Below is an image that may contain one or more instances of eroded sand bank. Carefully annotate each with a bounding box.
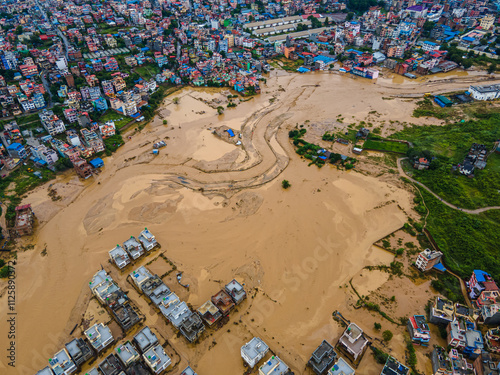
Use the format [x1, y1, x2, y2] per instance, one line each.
[1, 69, 497, 374]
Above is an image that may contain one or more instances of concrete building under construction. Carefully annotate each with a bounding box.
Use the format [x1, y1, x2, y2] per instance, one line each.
[73, 157, 92, 179]
[13, 204, 35, 237]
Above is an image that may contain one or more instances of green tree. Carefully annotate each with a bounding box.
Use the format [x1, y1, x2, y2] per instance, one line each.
[374, 322, 382, 330]
[348, 0, 378, 13]
[15, 25, 23, 35]
[282, 180, 291, 189]
[422, 21, 435, 38]
[488, 62, 497, 74]
[462, 59, 473, 69]
[382, 330, 393, 342]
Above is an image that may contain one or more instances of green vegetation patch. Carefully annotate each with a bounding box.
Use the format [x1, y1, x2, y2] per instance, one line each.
[421, 188, 500, 280]
[135, 63, 161, 81]
[413, 98, 458, 120]
[103, 134, 125, 154]
[363, 139, 408, 154]
[430, 272, 465, 304]
[271, 57, 304, 72]
[393, 116, 500, 208]
[97, 110, 130, 130]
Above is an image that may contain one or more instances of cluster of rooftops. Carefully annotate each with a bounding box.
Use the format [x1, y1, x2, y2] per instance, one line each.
[109, 228, 158, 269]
[35, 325, 188, 375]
[35, 261, 247, 375]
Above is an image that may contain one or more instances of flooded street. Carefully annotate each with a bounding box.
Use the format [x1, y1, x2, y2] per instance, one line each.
[1, 69, 498, 374]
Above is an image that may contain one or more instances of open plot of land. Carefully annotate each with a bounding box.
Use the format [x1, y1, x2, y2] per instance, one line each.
[363, 139, 409, 154]
[135, 64, 161, 81]
[393, 114, 500, 209]
[145, 254, 175, 278]
[98, 110, 131, 129]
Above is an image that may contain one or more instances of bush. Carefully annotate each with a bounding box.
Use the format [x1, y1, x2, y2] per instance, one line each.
[430, 274, 465, 303]
[0, 265, 10, 278]
[103, 134, 124, 153]
[282, 180, 291, 189]
[407, 341, 417, 367]
[389, 261, 403, 276]
[370, 346, 389, 364]
[382, 330, 393, 342]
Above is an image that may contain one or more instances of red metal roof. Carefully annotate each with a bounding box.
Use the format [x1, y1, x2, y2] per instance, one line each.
[15, 204, 31, 211]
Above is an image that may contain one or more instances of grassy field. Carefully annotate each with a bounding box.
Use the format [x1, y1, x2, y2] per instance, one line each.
[421, 188, 500, 280]
[413, 97, 500, 123]
[335, 129, 358, 143]
[98, 110, 130, 130]
[135, 64, 160, 81]
[363, 139, 408, 153]
[96, 24, 132, 35]
[393, 114, 500, 209]
[270, 57, 305, 72]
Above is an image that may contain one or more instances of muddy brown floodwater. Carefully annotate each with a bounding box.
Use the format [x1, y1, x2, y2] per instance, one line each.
[0, 69, 498, 375]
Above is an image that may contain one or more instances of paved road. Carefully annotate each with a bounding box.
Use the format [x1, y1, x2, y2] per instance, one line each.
[36, 0, 70, 60]
[397, 157, 500, 214]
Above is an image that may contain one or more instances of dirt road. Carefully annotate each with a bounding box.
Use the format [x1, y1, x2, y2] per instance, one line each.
[397, 157, 500, 214]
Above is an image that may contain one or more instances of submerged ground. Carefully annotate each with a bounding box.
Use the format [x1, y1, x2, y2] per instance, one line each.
[1, 68, 499, 375]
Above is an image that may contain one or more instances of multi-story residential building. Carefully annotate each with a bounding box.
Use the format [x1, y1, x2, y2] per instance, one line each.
[39, 109, 67, 135]
[49, 348, 77, 375]
[431, 346, 453, 375]
[447, 319, 484, 359]
[68, 91, 82, 102]
[81, 86, 101, 101]
[241, 337, 269, 368]
[81, 128, 105, 153]
[468, 270, 498, 300]
[1, 51, 18, 70]
[99, 122, 115, 138]
[64, 108, 78, 123]
[104, 57, 119, 71]
[415, 248, 443, 272]
[469, 84, 500, 101]
[91, 59, 103, 71]
[259, 355, 289, 375]
[19, 64, 38, 77]
[84, 323, 114, 352]
[19, 96, 36, 112]
[407, 315, 431, 346]
[113, 76, 126, 92]
[92, 97, 108, 112]
[125, 55, 138, 67]
[33, 93, 46, 109]
[480, 14, 495, 30]
[429, 297, 454, 325]
[338, 323, 368, 362]
[31, 144, 59, 165]
[7, 142, 27, 159]
[143, 345, 171, 374]
[481, 304, 500, 325]
[101, 80, 114, 96]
